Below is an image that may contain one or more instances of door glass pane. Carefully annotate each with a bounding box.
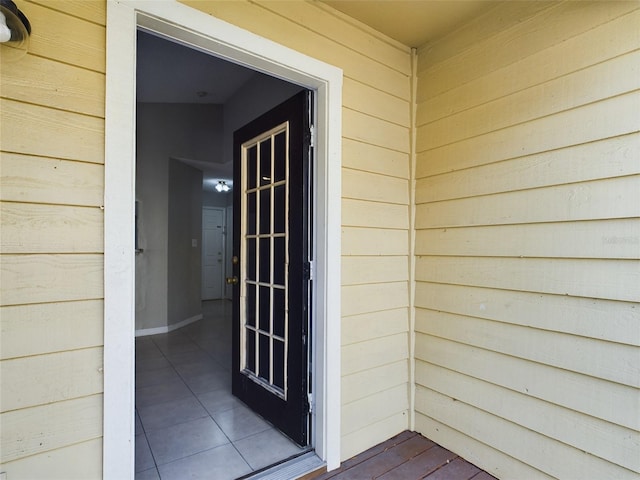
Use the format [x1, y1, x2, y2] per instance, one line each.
[274, 132, 286, 182]
[274, 185, 285, 234]
[246, 192, 256, 236]
[273, 237, 285, 286]
[260, 139, 271, 186]
[259, 286, 270, 332]
[259, 188, 270, 235]
[246, 284, 256, 327]
[273, 288, 285, 338]
[259, 238, 270, 283]
[247, 145, 257, 190]
[246, 239, 256, 281]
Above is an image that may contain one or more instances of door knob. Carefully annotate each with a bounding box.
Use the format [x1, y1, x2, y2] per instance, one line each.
[226, 276, 238, 285]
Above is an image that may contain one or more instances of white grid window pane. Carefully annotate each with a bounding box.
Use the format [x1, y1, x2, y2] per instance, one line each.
[240, 123, 289, 399]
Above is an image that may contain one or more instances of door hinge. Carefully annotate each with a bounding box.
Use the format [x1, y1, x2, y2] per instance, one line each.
[303, 261, 314, 281]
[309, 124, 315, 148]
[307, 393, 314, 413]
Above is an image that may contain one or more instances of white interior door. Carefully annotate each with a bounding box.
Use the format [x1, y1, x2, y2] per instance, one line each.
[202, 207, 225, 299]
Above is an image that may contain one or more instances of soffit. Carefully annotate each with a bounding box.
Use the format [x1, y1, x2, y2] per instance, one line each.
[319, 0, 500, 48]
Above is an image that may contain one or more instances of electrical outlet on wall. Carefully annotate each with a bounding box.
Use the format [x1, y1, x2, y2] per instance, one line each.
[192, 239, 197, 247]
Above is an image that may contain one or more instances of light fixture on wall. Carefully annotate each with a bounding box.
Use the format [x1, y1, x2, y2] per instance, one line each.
[0, 0, 31, 61]
[215, 181, 230, 193]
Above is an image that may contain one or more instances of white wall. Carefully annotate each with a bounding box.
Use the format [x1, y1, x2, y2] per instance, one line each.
[168, 159, 203, 327]
[203, 189, 232, 208]
[135, 103, 169, 331]
[136, 103, 223, 331]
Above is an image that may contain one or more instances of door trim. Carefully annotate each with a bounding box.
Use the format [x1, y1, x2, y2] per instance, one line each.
[104, 1, 342, 478]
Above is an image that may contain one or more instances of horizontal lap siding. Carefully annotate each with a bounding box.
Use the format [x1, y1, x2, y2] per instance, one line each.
[0, 0, 105, 476]
[414, 2, 640, 478]
[181, 0, 412, 461]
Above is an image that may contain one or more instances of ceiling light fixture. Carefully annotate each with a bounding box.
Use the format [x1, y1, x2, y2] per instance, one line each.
[0, 0, 31, 61]
[215, 181, 230, 193]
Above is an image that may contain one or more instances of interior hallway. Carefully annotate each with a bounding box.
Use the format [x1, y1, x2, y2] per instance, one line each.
[135, 300, 306, 479]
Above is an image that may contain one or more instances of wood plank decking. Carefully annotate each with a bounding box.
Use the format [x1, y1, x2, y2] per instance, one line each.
[308, 431, 496, 480]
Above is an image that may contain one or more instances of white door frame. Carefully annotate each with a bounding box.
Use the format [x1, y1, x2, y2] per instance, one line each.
[104, 1, 342, 478]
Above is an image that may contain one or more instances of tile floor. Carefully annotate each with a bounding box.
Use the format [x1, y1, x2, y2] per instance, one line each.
[135, 300, 306, 480]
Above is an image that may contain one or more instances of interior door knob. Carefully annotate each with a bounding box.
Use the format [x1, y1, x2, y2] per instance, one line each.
[226, 276, 238, 285]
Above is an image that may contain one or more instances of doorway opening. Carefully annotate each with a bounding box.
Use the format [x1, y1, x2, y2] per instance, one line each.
[104, 2, 342, 478]
[134, 31, 313, 477]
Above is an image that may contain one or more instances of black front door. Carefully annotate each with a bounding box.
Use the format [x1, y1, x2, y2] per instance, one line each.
[230, 90, 312, 446]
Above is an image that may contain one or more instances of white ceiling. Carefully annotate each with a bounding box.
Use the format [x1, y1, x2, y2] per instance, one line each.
[320, 0, 500, 48]
[137, 30, 256, 104]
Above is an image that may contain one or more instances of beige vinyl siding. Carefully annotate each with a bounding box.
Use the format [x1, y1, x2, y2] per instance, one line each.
[7, 0, 637, 478]
[180, 0, 413, 460]
[0, 0, 105, 476]
[414, 2, 640, 479]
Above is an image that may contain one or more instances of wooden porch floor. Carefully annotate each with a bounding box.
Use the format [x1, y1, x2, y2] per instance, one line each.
[306, 431, 496, 480]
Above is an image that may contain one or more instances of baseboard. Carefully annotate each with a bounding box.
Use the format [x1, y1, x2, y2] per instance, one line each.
[135, 313, 203, 337]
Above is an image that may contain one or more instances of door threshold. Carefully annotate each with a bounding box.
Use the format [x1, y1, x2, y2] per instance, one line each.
[241, 452, 325, 480]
